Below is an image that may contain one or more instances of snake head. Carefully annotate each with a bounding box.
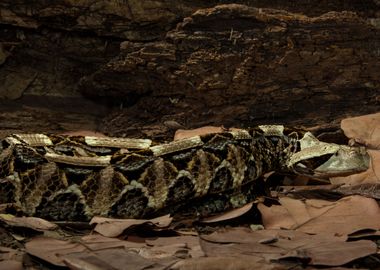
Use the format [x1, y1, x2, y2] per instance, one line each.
[287, 132, 370, 178]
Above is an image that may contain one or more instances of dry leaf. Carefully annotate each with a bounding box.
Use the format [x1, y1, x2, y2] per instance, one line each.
[137, 244, 189, 260]
[279, 239, 376, 266]
[200, 228, 286, 260]
[25, 237, 87, 267]
[90, 215, 172, 237]
[0, 214, 57, 231]
[200, 202, 254, 223]
[275, 185, 343, 201]
[145, 235, 199, 248]
[348, 229, 380, 240]
[171, 256, 284, 270]
[201, 227, 279, 244]
[63, 249, 154, 270]
[200, 228, 376, 267]
[273, 234, 376, 266]
[146, 235, 204, 259]
[257, 203, 295, 230]
[341, 112, 380, 149]
[259, 195, 380, 235]
[0, 247, 23, 262]
[334, 183, 380, 199]
[333, 113, 380, 185]
[25, 236, 158, 269]
[81, 234, 146, 250]
[0, 260, 23, 270]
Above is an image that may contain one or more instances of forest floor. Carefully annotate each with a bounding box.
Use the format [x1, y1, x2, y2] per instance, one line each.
[1, 112, 380, 270]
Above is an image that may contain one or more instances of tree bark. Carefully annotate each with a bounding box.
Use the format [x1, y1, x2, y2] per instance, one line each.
[0, 1, 379, 139]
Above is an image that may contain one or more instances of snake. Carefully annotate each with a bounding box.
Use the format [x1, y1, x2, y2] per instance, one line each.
[0, 125, 369, 221]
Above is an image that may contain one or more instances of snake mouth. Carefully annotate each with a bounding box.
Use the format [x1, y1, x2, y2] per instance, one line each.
[294, 154, 334, 176]
[292, 147, 370, 178]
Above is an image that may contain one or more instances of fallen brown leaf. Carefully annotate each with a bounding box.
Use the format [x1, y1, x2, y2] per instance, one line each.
[146, 235, 204, 259]
[145, 235, 199, 248]
[200, 228, 376, 266]
[341, 112, 380, 149]
[81, 234, 146, 250]
[277, 185, 340, 194]
[278, 239, 376, 266]
[0, 214, 57, 231]
[137, 243, 190, 260]
[0, 260, 23, 270]
[334, 183, 380, 200]
[259, 195, 380, 235]
[200, 202, 254, 223]
[90, 214, 172, 237]
[0, 247, 23, 262]
[201, 227, 281, 244]
[348, 229, 380, 240]
[76, 236, 199, 269]
[25, 237, 87, 267]
[257, 202, 295, 230]
[63, 249, 154, 270]
[25, 236, 161, 269]
[332, 113, 380, 185]
[274, 185, 343, 201]
[200, 228, 289, 260]
[171, 256, 285, 270]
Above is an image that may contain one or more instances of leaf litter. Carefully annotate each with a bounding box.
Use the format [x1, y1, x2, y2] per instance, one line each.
[258, 195, 380, 235]
[1, 113, 380, 269]
[90, 214, 173, 237]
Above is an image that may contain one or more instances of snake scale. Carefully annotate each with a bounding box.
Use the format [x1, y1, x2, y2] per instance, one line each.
[0, 125, 369, 221]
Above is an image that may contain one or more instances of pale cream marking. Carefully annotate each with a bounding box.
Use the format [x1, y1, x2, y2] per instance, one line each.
[114, 171, 129, 185]
[229, 129, 252, 140]
[44, 152, 111, 167]
[85, 136, 152, 149]
[258, 125, 284, 136]
[150, 136, 203, 156]
[5, 137, 22, 145]
[13, 134, 53, 146]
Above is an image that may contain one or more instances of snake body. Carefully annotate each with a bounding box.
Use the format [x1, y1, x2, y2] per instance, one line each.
[0, 126, 369, 221]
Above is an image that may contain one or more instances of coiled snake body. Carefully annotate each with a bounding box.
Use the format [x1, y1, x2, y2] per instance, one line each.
[0, 126, 369, 221]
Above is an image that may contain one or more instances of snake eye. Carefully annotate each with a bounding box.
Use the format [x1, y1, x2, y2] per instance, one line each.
[269, 136, 280, 146]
